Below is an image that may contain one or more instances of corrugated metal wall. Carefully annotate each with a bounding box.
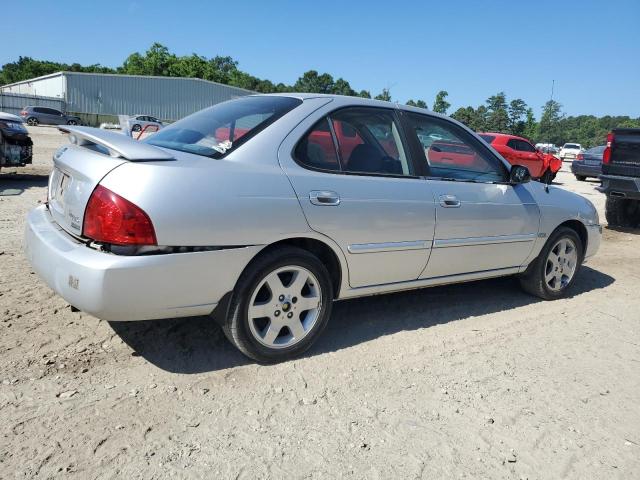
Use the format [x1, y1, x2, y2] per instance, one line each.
[65, 73, 253, 121]
[0, 74, 65, 98]
[0, 92, 66, 116]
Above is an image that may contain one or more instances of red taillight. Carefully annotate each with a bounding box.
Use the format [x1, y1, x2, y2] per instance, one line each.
[83, 185, 157, 246]
[603, 132, 614, 164]
[576, 153, 584, 161]
[20, 110, 27, 116]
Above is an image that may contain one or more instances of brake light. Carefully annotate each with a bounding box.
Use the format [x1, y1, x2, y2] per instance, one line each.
[83, 185, 156, 245]
[20, 110, 27, 116]
[602, 132, 614, 164]
[576, 153, 584, 161]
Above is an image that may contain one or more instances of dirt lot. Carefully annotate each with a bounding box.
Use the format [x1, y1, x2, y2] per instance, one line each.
[1, 127, 639, 479]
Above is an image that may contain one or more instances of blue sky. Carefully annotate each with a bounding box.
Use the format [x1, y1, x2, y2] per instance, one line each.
[4, 0, 639, 117]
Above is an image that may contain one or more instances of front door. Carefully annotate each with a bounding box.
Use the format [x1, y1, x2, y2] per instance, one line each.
[401, 112, 539, 278]
[280, 107, 436, 288]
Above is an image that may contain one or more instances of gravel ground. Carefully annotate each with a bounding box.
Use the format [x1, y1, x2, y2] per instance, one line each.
[1, 127, 639, 479]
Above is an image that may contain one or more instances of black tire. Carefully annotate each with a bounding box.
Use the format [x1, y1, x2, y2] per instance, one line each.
[222, 246, 334, 363]
[540, 169, 555, 184]
[67, 119, 78, 125]
[575, 175, 586, 181]
[605, 196, 640, 228]
[518, 226, 583, 300]
[27, 117, 38, 126]
[131, 124, 142, 132]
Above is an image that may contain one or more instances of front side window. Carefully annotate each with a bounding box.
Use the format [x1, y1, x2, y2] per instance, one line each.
[146, 96, 302, 158]
[516, 139, 536, 152]
[405, 113, 507, 182]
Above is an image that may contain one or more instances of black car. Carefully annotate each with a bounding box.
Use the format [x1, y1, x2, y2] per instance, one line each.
[0, 112, 33, 169]
[571, 145, 605, 181]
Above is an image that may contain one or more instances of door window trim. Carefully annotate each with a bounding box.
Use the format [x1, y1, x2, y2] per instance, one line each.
[292, 106, 421, 179]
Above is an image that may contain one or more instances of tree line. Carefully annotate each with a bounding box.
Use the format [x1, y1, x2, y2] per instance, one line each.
[2, 43, 638, 148]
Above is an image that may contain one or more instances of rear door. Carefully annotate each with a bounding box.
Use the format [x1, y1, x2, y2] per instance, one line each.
[280, 106, 436, 288]
[508, 139, 544, 177]
[401, 113, 539, 278]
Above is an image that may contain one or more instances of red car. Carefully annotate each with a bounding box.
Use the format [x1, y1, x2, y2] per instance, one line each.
[478, 132, 562, 182]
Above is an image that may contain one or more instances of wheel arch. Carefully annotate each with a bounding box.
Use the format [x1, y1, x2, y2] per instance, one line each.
[557, 219, 588, 255]
[256, 236, 344, 298]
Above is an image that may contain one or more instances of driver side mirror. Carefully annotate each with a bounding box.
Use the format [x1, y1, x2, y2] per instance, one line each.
[509, 165, 531, 184]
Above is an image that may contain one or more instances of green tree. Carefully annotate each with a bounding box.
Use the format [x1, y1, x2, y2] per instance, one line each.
[358, 90, 372, 99]
[331, 78, 356, 96]
[485, 92, 509, 132]
[294, 70, 335, 93]
[406, 99, 428, 109]
[374, 88, 392, 102]
[432, 90, 450, 114]
[522, 108, 538, 141]
[538, 100, 564, 145]
[508, 98, 528, 135]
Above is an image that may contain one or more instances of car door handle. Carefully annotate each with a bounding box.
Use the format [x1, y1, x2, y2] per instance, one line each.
[439, 194, 461, 208]
[309, 190, 340, 206]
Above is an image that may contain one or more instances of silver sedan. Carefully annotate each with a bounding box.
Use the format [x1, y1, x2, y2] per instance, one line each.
[24, 95, 601, 362]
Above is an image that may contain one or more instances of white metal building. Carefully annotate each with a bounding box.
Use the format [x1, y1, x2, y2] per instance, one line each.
[0, 71, 254, 121]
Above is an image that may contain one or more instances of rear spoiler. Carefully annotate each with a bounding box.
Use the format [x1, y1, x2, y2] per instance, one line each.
[58, 126, 174, 161]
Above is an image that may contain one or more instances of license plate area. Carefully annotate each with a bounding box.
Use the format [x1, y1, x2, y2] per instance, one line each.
[50, 168, 71, 212]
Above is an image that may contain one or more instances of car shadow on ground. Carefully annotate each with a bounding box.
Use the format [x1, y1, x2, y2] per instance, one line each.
[0, 172, 48, 196]
[109, 266, 614, 374]
[606, 225, 640, 235]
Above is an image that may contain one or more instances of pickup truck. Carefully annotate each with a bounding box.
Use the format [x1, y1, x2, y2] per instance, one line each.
[597, 128, 640, 227]
[0, 112, 33, 170]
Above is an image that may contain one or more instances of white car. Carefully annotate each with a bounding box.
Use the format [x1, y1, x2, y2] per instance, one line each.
[129, 115, 163, 133]
[559, 143, 583, 161]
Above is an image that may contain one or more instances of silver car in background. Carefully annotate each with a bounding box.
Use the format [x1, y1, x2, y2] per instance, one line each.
[129, 114, 163, 133]
[24, 95, 601, 362]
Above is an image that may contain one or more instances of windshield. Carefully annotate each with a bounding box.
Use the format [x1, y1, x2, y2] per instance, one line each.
[564, 143, 580, 149]
[146, 96, 302, 158]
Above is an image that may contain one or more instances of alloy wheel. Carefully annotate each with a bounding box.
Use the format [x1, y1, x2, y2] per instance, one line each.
[247, 265, 322, 349]
[545, 238, 578, 291]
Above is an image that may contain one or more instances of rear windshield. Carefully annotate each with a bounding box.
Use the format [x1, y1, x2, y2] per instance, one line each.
[478, 134, 495, 144]
[586, 145, 605, 155]
[146, 96, 302, 158]
[564, 143, 580, 149]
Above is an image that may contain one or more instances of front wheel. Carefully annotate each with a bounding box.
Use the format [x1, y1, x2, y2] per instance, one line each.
[519, 227, 583, 300]
[67, 119, 78, 125]
[575, 175, 586, 181]
[540, 169, 556, 184]
[131, 124, 142, 132]
[222, 246, 334, 363]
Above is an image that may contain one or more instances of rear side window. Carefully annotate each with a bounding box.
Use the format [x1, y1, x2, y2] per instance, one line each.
[478, 134, 495, 144]
[294, 119, 341, 171]
[332, 108, 412, 176]
[33, 107, 46, 114]
[146, 96, 302, 158]
[295, 108, 413, 176]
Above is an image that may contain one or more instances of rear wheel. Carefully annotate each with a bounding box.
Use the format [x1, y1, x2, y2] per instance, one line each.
[605, 196, 640, 228]
[575, 175, 586, 181]
[27, 117, 38, 126]
[519, 227, 583, 300]
[223, 246, 333, 363]
[67, 119, 78, 125]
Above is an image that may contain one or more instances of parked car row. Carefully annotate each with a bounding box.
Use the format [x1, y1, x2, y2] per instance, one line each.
[24, 94, 601, 362]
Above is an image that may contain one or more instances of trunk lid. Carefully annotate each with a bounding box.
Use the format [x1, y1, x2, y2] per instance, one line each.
[602, 128, 640, 177]
[48, 126, 174, 237]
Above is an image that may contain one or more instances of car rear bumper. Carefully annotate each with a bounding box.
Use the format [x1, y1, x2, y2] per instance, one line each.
[24, 205, 262, 321]
[597, 175, 640, 200]
[571, 162, 601, 177]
